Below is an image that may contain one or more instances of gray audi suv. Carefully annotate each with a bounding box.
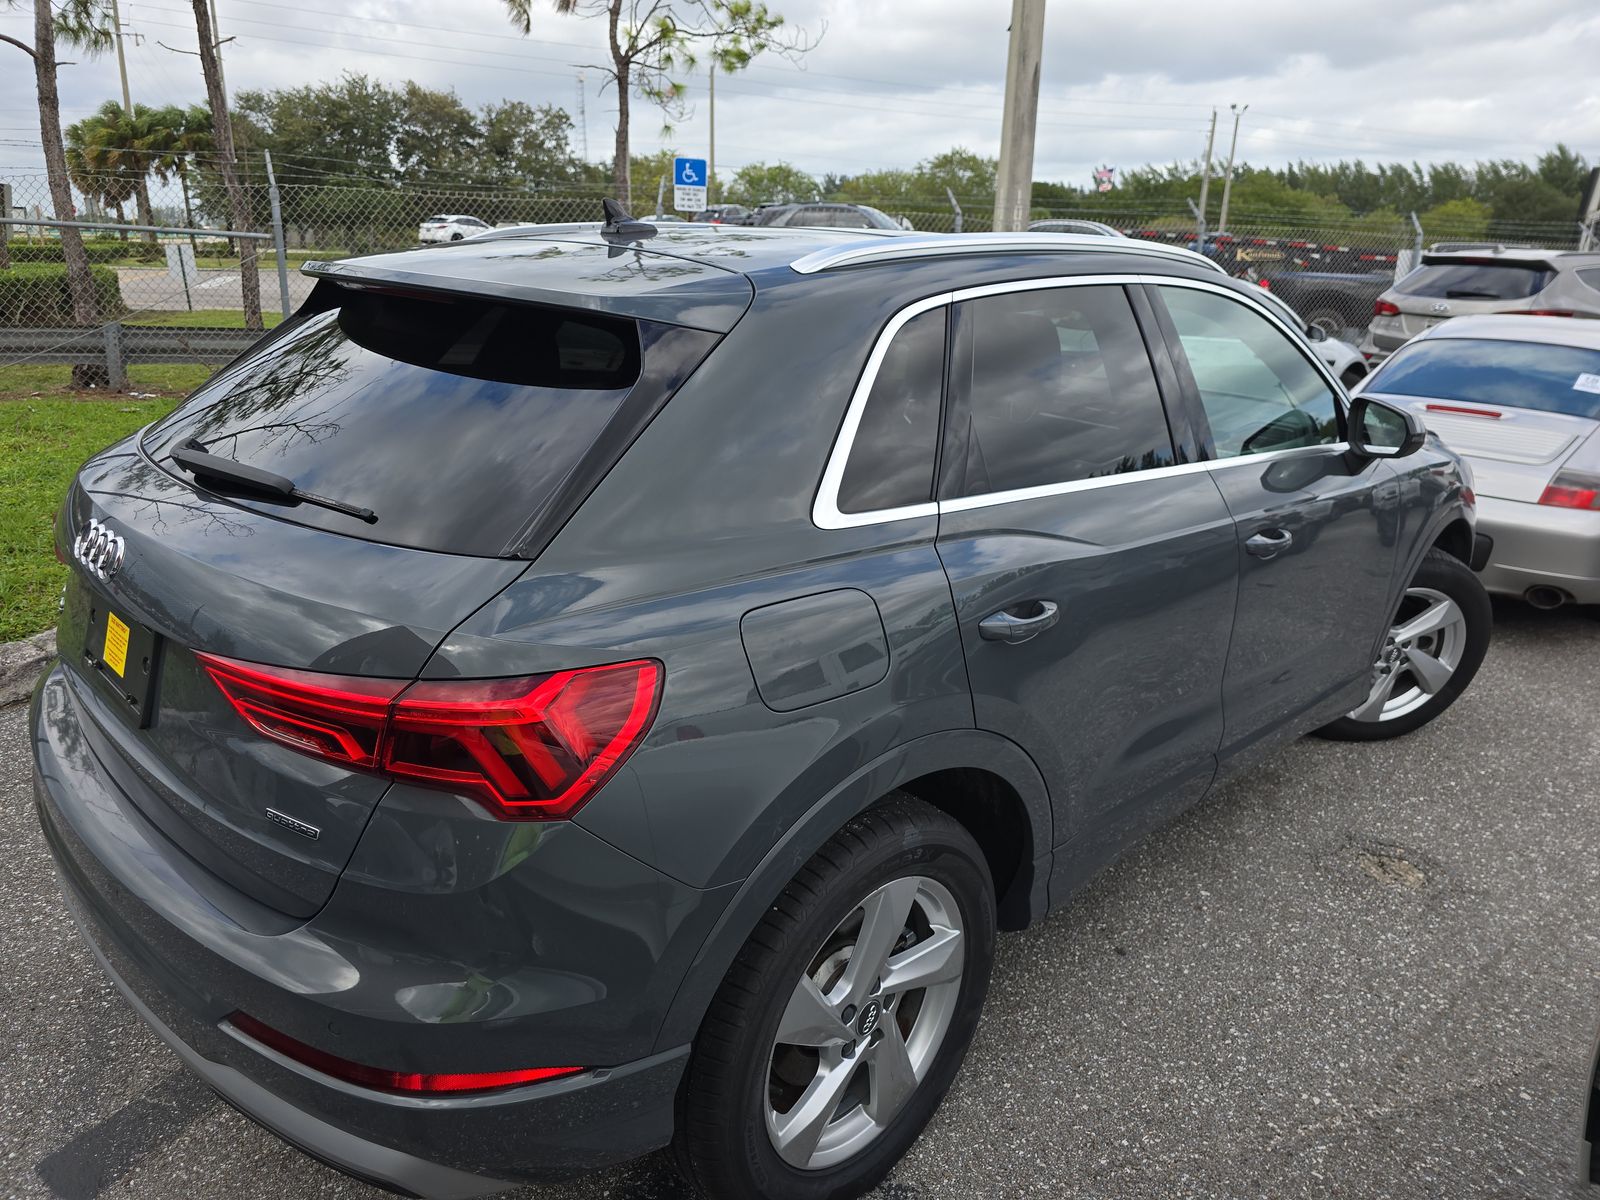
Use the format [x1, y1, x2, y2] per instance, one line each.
[32, 215, 1490, 1199]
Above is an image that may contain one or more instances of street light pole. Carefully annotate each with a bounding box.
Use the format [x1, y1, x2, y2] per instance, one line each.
[708, 63, 716, 207]
[1217, 102, 1248, 234]
[992, 0, 1046, 233]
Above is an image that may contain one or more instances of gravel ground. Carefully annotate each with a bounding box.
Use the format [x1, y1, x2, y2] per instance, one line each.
[3, 600, 1599, 1200]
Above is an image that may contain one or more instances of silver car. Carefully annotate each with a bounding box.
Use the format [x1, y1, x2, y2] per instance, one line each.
[1027, 218, 1127, 237]
[1362, 247, 1600, 361]
[1356, 314, 1600, 607]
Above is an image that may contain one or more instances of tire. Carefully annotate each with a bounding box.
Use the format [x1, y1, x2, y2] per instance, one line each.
[1315, 547, 1491, 741]
[674, 795, 997, 1200]
[450, 232, 464, 241]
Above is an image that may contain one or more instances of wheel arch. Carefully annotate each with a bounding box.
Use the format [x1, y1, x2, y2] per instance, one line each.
[651, 728, 1052, 1054]
[1431, 515, 1473, 565]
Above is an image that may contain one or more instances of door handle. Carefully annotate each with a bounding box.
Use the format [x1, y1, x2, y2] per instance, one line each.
[979, 600, 1060, 644]
[1245, 528, 1294, 559]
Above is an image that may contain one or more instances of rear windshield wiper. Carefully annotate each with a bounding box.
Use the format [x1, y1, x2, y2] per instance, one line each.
[169, 438, 378, 524]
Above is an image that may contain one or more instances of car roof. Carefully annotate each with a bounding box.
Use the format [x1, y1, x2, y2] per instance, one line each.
[1421, 247, 1600, 267]
[307, 224, 1229, 331]
[1412, 313, 1600, 351]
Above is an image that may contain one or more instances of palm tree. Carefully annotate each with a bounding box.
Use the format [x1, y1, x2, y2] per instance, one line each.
[1, 0, 114, 337]
[147, 104, 214, 239]
[65, 101, 158, 236]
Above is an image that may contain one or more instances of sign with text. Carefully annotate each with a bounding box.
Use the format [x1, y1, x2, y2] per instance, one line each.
[673, 156, 708, 213]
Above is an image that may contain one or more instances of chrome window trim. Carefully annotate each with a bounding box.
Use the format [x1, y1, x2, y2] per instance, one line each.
[790, 234, 1227, 277]
[811, 272, 1351, 530]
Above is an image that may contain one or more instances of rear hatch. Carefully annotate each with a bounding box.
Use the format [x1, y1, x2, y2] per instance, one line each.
[1388, 256, 1558, 340]
[57, 240, 741, 916]
[1365, 332, 1600, 500]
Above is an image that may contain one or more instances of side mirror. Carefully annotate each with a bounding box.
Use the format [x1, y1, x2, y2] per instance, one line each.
[1349, 395, 1427, 459]
[1304, 324, 1328, 343]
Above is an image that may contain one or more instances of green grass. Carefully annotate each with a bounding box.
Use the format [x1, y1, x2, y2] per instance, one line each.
[1, 396, 179, 641]
[0, 362, 213, 397]
[123, 309, 285, 329]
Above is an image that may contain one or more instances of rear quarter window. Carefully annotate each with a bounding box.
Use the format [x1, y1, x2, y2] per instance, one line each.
[144, 291, 659, 556]
[836, 307, 945, 514]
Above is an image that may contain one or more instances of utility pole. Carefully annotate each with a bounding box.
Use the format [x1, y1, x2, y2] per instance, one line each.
[110, 0, 132, 112]
[208, 0, 227, 98]
[992, 0, 1046, 233]
[575, 72, 589, 161]
[708, 63, 716, 206]
[1195, 107, 1217, 243]
[1217, 102, 1248, 234]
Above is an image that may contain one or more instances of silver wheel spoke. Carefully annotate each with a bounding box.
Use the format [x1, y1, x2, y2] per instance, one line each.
[865, 1017, 918, 1127]
[1402, 644, 1453, 694]
[771, 1057, 858, 1167]
[841, 877, 920, 1009]
[1350, 668, 1401, 722]
[878, 925, 964, 994]
[776, 975, 852, 1048]
[1392, 596, 1461, 644]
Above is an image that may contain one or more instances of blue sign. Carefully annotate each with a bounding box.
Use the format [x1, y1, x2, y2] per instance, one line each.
[674, 157, 707, 187]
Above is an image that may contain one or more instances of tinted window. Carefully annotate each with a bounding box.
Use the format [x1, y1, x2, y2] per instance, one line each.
[145, 292, 646, 556]
[1578, 268, 1600, 295]
[1395, 262, 1553, 300]
[1369, 338, 1600, 419]
[1160, 286, 1340, 458]
[838, 308, 945, 513]
[953, 285, 1174, 497]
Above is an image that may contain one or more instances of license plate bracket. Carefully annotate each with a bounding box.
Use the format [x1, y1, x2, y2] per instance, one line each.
[84, 601, 161, 726]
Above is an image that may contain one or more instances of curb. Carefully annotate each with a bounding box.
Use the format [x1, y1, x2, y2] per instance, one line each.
[0, 631, 55, 708]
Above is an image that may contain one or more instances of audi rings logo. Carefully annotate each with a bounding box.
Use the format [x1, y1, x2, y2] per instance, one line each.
[73, 518, 126, 581]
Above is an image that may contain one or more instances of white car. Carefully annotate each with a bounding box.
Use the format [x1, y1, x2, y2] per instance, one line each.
[418, 215, 491, 244]
[1252, 284, 1369, 388]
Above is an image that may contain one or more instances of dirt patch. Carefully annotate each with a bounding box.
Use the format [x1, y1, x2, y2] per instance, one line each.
[1356, 847, 1427, 889]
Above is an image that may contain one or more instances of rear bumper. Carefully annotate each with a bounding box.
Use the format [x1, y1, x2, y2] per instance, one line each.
[1474, 495, 1600, 604]
[30, 663, 716, 1193]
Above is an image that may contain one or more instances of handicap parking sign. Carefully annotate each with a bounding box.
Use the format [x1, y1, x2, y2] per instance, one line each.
[674, 157, 707, 187]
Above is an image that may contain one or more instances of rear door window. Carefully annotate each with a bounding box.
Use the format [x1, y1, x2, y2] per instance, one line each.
[1395, 262, 1554, 300]
[144, 291, 653, 556]
[950, 284, 1176, 497]
[1159, 286, 1341, 458]
[837, 308, 945, 514]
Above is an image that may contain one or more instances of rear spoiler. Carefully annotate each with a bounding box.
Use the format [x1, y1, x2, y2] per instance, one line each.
[1420, 251, 1558, 271]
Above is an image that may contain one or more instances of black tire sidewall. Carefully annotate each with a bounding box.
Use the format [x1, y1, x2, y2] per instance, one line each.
[683, 809, 996, 1200]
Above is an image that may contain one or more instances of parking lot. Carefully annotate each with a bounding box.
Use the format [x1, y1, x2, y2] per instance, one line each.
[2, 599, 1597, 1200]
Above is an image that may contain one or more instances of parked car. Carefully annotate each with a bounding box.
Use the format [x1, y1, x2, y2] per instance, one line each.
[418, 214, 491, 243]
[692, 204, 753, 225]
[1362, 247, 1600, 362]
[35, 218, 1489, 1200]
[1355, 313, 1600, 608]
[1027, 218, 1127, 237]
[1251, 284, 1371, 388]
[752, 201, 905, 230]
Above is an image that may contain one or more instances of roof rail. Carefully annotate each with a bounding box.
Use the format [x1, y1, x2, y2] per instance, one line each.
[789, 232, 1227, 276]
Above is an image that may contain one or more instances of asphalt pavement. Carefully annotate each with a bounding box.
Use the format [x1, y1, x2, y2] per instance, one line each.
[4, 599, 1599, 1200]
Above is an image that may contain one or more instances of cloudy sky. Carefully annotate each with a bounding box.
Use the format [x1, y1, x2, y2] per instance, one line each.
[3, 0, 1598, 190]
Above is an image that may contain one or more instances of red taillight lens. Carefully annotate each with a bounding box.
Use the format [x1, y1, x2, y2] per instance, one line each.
[227, 1012, 582, 1094]
[1373, 299, 1400, 316]
[1538, 472, 1600, 510]
[1511, 309, 1576, 317]
[197, 653, 661, 820]
[386, 661, 661, 819]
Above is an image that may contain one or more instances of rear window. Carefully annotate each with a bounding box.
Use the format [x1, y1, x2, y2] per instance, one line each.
[1395, 262, 1554, 301]
[1370, 338, 1600, 419]
[144, 291, 646, 556]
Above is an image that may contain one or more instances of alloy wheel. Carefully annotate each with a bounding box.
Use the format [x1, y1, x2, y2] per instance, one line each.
[1348, 586, 1467, 722]
[764, 875, 965, 1171]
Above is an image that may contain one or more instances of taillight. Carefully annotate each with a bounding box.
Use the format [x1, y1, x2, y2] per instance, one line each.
[1373, 299, 1400, 316]
[1426, 403, 1502, 419]
[197, 653, 661, 820]
[1537, 471, 1600, 510]
[227, 1012, 582, 1094]
[1511, 309, 1576, 317]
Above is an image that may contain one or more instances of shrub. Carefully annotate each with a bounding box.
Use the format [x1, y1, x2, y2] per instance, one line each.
[0, 263, 125, 326]
[5, 238, 165, 264]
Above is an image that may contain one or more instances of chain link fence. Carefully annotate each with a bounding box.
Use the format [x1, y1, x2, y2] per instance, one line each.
[2, 166, 1591, 383]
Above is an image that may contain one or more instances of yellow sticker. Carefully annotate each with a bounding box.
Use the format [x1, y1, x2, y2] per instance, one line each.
[104, 612, 130, 678]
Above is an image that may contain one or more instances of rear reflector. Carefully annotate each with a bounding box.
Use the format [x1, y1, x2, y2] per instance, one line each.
[1538, 471, 1600, 511]
[197, 653, 661, 820]
[227, 1012, 583, 1094]
[1373, 299, 1400, 316]
[1426, 403, 1503, 419]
